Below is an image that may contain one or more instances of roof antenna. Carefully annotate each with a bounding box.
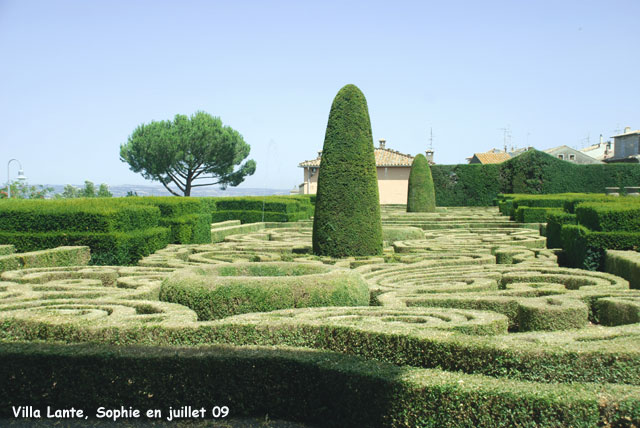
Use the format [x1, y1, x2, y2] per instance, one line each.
[429, 128, 434, 151]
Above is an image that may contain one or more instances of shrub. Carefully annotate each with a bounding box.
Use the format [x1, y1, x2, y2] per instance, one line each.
[431, 150, 640, 206]
[205, 196, 313, 224]
[159, 262, 370, 320]
[312, 84, 383, 257]
[0, 246, 90, 272]
[576, 202, 640, 232]
[605, 250, 640, 289]
[382, 226, 424, 243]
[561, 224, 640, 270]
[407, 153, 436, 212]
[515, 207, 563, 223]
[0, 199, 160, 232]
[0, 228, 170, 266]
[546, 212, 576, 249]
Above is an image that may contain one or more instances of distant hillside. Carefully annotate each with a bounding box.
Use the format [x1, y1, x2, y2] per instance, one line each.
[41, 184, 291, 198]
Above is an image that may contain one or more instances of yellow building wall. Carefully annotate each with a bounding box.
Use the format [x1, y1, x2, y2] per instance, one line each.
[301, 166, 410, 205]
[376, 167, 410, 204]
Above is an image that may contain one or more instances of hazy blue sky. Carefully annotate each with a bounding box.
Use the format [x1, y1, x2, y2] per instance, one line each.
[1, 0, 638, 191]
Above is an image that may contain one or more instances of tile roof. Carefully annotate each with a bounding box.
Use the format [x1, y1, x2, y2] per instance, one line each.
[471, 151, 512, 164]
[299, 148, 415, 167]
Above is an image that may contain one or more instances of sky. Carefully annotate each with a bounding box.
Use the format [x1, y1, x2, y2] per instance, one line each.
[1, 0, 638, 191]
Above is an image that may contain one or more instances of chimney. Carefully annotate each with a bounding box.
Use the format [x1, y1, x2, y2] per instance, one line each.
[379, 139, 386, 149]
[624, 127, 631, 134]
[600, 134, 603, 145]
[425, 149, 434, 164]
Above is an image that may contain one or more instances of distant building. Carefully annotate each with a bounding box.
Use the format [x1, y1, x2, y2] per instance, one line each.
[580, 136, 614, 161]
[508, 147, 534, 158]
[467, 149, 511, 164]
[298, 139, 431, 204]
[605, 127, 640, 163]
[544, 145, 603, 164]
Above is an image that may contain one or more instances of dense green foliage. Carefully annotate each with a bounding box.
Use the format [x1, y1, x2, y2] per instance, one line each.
[605, 250, 640, 289]
[431, 163, 501, 206]
[432, 150, 640, 206]
[160, 263, 370, 320]
[3, 343, 638, 427]
[382, 226, 425, 243]
[514, 207, 562, 223]
[312, 84, 383, 257]
[206, 195, 313, 224]
[0, 197, 211, 263]
[0, 199, 160, 232]
[499, 193, 640, 270]
[0, 246, 90, 273]
[120, 111, 256, 196]
[407, 154, 436, 212]
[545, 211, 577, 249]
[0, 228, 170, 265]
[55, 181, 112, 199]
[1, 205, 640, 425]
[576, 202, 640, 232]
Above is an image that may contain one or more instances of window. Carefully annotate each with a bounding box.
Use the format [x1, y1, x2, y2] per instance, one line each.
[558, 154, 564, 160]
[569, 154, 575, 161]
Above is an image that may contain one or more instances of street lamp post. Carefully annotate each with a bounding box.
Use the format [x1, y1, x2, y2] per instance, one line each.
[7, 159, 27, 199]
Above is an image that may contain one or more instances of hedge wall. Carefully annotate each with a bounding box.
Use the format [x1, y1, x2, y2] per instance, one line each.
[204, 195, 313, 224]
[0, 228, 170, 266]
[0, 246, 90, 273]
[2, 343, 638, 428]
[432, 150, 640, 206]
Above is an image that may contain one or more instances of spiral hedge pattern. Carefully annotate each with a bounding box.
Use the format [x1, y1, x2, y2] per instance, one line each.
[1, 206, 639, 427]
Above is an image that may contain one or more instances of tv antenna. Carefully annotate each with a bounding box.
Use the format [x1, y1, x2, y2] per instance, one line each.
[498, 126, 511, 152]
[428, 128, 434, 151]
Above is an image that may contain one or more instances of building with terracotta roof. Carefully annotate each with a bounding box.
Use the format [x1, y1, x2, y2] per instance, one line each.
[297, 139, 432, 204]
[466, 149, 512, 164]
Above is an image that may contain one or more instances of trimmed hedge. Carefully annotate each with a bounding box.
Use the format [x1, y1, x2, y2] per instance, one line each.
[312, 84, 383, 257]
[211, 210, 309, 224]
[407, 153, 436, 212]
[545, 212, 576, 249]
[0, 199, 160, 232]
[0, 245, 15, 256]
[0, 228, 170, 266]
[204, 196, 313, 224]
[158, 213, 211, 244]
[514, 207, 562, 223]
[0, 197, 212, 263]
[160, 262, 370, 320]
[605, 250, 640, 289]
[382, 226, 424, 243]
[1, 343, 638, 428]
[576, 202, 640, 232]
[431, 163, 501, 207]
[561, 224, 640, 270]
[211, 221, 264, 243]
[0, 246, 90, 272]
[123, 196, 211, 244]
[432, 150, 640, 206]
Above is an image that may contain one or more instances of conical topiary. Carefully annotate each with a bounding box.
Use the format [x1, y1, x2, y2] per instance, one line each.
[407, 153, 436, 212]
[312, 84, 383, 257]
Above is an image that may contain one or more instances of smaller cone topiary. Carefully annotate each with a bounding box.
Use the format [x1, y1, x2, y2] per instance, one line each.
[407, 153, 436, 212]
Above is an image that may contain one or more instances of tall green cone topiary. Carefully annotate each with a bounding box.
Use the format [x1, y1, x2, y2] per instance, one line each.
[407, 153, 436, 212]
[312, 84, 383, 257]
